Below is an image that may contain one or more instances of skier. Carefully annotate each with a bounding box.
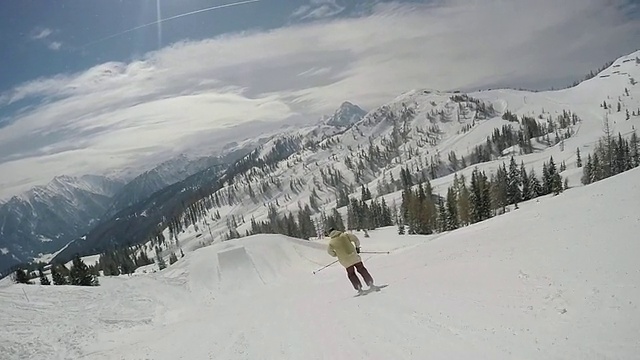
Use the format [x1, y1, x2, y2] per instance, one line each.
[326, 228, 376, 294]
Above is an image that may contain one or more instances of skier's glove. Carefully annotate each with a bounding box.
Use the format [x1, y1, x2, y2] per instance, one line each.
[356, 247, 361, 254]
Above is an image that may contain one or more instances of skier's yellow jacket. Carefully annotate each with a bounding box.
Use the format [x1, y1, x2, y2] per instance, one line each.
[327, 230, 361, 268]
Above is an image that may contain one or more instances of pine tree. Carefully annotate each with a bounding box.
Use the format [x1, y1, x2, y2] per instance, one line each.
[480, 171, 492, 220]
[346, 198, 356, 230]
[445, 187, 459, 230]
[592, 153, 602, 183]
[38, 268, 50, 285]
[401, 184, 435, 235]
[400, 167, 413, 189]
[13, 268, 32, 284]
[437, 198, 447, 232]
[51, 265, 68, 285]
[542, 162, 551, 195]
[547, 157, 563, 195]
[490, 165, 508, 214]
[527, 168, 542, 199]
[69, 254, 99, 286]
[331, 208, 346, 231]
[457, 181, 471, 226]
[284, 212, 299, 237]
[469, 168, 492, 222]
[507, 157, 522, 206]
[576, 147, 582, 167]
[378, 197, 393, 227]
[298, 204, 316, 238]
[421, 182, 437, 234]
[360, 185, 372, 201]
[601, 117, 614, 177]
[155, 248, 167, 271]
[581, 154, 593, 185]
[520, 162, 530, 201]
[631, 130, 639, 167]
[613, 133, 627, 174]
[469, 169, 482, 223]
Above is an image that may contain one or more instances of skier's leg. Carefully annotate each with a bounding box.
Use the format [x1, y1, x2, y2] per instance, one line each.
[354, 262, 374, 286]
[346, 265, 362, 290]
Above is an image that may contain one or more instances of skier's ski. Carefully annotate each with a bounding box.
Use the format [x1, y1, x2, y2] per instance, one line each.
[354, 284, 388, 297]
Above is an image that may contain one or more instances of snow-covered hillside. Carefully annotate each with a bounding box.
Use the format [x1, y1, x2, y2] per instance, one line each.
[171, 50, 640, 243]
[2, 164, 639, 359]
[102, 153, 225, 217]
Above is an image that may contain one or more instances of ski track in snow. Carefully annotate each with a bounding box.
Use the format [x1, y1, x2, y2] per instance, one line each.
[2, 167, 640, 359]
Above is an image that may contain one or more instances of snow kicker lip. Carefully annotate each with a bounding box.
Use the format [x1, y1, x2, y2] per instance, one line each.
[206, 235, 332, 295]
[217, 246, 266, 294]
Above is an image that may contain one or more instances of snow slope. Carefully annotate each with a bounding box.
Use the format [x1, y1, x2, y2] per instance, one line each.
[1, 166, 639, 359]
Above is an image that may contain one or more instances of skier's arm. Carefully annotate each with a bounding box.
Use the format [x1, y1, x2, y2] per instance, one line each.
[348, 234, 361, 253]
[348, 233, 360, 248]
[327, 245, 336, 257]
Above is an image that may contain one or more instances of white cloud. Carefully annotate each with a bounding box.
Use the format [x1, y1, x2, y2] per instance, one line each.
[31, 28, 53, 40]
[29, 27, 63, 51]
[292, 0, 346, 20]
[1, 0, 638, 198]
[47, 41, 62, 51]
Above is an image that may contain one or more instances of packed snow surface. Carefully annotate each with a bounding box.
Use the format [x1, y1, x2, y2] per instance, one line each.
[1, 168, 640, 359]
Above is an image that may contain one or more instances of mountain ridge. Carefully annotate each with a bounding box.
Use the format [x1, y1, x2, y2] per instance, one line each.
[0, 151, 248, 274]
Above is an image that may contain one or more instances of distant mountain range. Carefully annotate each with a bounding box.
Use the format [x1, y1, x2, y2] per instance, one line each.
[0, 152, 244, 274]
[49, 102, 369, 265]
[0, 102, 369, 275]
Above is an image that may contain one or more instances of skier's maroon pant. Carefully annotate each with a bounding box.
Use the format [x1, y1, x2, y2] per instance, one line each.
[346, 261, 373, 290]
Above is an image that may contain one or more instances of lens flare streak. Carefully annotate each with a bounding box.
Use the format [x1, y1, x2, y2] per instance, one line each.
[83, 0, 261, 48]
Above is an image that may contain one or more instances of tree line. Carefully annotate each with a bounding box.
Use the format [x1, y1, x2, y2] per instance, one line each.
[13, 254, 99, 286]
[580, 129, 639, 185]
[396, 155, 564, 235]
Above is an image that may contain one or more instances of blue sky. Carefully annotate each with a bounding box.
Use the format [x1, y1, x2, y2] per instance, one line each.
[0, 0, 639, 199]
[1, 0, 402, 93]
[4, 1, 293, 90]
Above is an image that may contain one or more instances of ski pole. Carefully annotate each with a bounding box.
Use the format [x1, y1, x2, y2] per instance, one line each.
[360, 251, 390, 254]
[313, 260, 338, 274]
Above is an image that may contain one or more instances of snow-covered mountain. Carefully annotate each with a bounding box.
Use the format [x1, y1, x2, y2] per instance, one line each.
[104, 154, 227, 217]
[186, 50, 640, 241]
[0, 175, 126, 273]
[323, 101, 367, 127]
[0, 151, 249, 275]
[40, 102, 367, 264]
